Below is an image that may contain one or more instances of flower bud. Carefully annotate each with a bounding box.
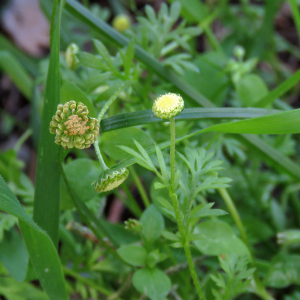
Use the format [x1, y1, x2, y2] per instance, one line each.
[233, 45, 245, 60]
[124, 219, 142, 234]
[152, 93, 184, 120]
[49, 101, 100, 150]
[93, 168, 129, 193]
[65, 43, 80, 70]
[112, 14, 131, 33]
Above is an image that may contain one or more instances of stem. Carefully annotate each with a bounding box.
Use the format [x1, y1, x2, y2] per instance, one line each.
[94, 81, 129, 168]
[129, 166, 150, 208]
[169, 117, 206, 300]
[14, 128, 33, 153]
[218, 188, 274, 300]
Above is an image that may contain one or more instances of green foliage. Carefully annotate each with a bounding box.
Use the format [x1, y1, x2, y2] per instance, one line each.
[1, 0, 300, 299]
[211, 254, 255, 300]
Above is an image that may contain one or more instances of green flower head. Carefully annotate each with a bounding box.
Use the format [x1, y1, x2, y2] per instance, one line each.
[49, 101, 99, 150]
[93, 168, 129, 193]
[152, 93, 184, 120]
[112, 14, 131, 32]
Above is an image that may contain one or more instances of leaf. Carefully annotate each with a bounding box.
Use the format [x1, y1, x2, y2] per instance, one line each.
[60, 79, 96, 118]
[0, 228, 28, 282]
[32, 0, 64, 248]
[140, 205, 164, 243]
[194, 220, 249, 256]
[60, 158, 102, 210]
[117, 245, 147, 267]
[100, 108, 279, 133]
[0, 51, 32, 100]
[77, 52, 109, 70]
[102, 127, 153, 160]
[121, 40, 135, 78]
[265, 254, 300, 288]
[93, 39, 114, 70]
[235, 74, 269, 106]
[132, 267, 171, 300]
[255, 68, 300, 108]
[0, 277, 48, 300]
[190, 203, 227, 220]
[161, 231, 180, 242]
[0, 175, 69, 299]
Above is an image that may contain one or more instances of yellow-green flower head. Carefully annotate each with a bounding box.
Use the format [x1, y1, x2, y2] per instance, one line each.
[65, 43, 79, 70]
[152, 93, 184, 120]
[112, 14, 131, 32]
[49, 101, 99, 150]
[93, 168, 129, 193]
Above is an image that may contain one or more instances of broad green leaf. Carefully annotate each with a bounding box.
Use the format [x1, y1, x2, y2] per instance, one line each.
[117, 245, 147, 266]
[194, 220, 249, 256]
[140, 205, 164, 243]
[77, 52, 109, 70]
[0, 175, 69, 299]
[265, 254, 300, 288]
[60, 79, 96, 118]
[0, 228, 28, 282]
[236, 74, 269, 106]
[82, 72, 111, 92]
[161, 231, 180, 242]
[132, 267, 171, 300]
[60, 158, 101, 210]
[101, 127, 153, 160]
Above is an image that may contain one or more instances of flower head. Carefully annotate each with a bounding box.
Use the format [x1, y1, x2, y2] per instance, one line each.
[112, 14, 131, 32]
[93, 168, 129, 193]
[152, 93, 184, 120]
[49, 101, 99, 149]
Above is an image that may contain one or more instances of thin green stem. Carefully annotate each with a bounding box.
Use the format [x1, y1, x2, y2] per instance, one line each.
[218, 188, 274, 300]
[169, 117, 206, 300]
[14, 128, 32, 153]
[116, 186, 142, 217]
[289, 0, 300, 41]
[129, 166, 150, 208]
[97, 82, 129, 124]
[94, 81, 129, 168]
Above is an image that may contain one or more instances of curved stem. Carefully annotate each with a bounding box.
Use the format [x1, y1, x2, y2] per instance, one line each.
[169, 117, 206, 300]
[94, 81, 129, 168]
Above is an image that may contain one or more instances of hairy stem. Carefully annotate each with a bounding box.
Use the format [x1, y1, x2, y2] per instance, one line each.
[169, 117, 206, 300]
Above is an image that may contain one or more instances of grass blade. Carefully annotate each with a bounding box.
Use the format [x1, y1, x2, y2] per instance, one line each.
[101, 108, 279, 132]
[0, 51, 33, 100]
[255, 69, 300, 108]
[33, 0, 63, 247]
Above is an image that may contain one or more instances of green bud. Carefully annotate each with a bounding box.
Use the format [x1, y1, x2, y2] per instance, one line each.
[152, 93, 184, 120]
[65, 43, 80, 70]
[93, 168, 129, 193]
[233, 45, 245, 60]
[112, 14, 131, 33]
[124, 219, 142, 234]
[49, 101, 100, 150]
